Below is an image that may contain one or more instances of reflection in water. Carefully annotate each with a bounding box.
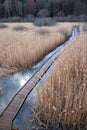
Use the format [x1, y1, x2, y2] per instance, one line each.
[20, 78, 26, 86]
[0, 69, 36, 115]
[13, 62, 55, 130]
[0, 86, 6, 95]
[13, 89, 39, 130]
[13, 28, 79, 130]
[0, 28, 78, 129]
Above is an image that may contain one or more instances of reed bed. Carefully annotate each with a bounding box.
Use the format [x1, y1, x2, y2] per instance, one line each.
[35, 31, 87, 129]
[0, 23, 74, 76]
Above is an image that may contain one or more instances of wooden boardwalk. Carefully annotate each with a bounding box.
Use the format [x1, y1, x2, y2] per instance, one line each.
[0, 49, 62, 130]
[0, 28, 78, 130]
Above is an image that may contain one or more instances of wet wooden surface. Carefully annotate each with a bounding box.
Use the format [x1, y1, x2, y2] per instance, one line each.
[0, 52, 61, 130]
[0, 29, 78, 130]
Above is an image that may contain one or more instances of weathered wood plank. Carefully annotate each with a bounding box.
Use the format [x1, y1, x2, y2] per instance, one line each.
[0, 28, 78, 130]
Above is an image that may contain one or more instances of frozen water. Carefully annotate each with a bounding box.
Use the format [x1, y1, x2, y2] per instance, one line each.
[0, 27, 79, 129]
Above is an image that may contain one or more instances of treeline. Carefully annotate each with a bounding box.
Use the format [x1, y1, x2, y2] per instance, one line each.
[0, 0, 87, 18]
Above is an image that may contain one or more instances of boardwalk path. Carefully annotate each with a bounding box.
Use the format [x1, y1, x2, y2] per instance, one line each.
[0, 28, 79, 130]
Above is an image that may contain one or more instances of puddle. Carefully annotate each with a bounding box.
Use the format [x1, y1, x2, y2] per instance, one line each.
[0, 28, 79, 129]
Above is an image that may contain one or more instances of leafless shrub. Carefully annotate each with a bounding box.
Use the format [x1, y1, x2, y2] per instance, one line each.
[34, 18, 56, 26]
[23, 14, 35, 22]
[0, 18, 9, 22]
[54, 16, 67, 22]
[0, 24, 8, 29]
[36, 29, 50, 36]
[7, 17, 22, 22]
[12, 26, 28, 31]
[54, 15, 87, 22]
[37, 9, 50, 18]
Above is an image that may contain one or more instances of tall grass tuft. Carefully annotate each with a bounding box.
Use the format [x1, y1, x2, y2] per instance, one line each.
[0, 24, 8, 29]
[36, 29, 50, 36]
[35, 33, 87, 129]
[0, 23, 74, 76]
[82, 23, 87, 32]
[12, 26, 28, 31]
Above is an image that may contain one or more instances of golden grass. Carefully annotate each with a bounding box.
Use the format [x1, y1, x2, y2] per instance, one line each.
[0, 23, 75, 76]
[36, 30, 87, 129]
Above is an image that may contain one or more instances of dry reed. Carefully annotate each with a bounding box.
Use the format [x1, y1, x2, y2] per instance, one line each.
[35, 32, 87, 129]
[0, 23, 74, 76]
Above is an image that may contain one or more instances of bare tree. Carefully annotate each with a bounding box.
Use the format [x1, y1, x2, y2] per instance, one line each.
[3, 0, 12, 17]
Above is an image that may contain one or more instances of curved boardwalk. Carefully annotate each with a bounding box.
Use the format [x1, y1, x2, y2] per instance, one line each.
[0, 28, 79, 130]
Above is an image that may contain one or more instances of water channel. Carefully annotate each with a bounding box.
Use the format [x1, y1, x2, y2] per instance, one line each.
[0, 28, 79, 130]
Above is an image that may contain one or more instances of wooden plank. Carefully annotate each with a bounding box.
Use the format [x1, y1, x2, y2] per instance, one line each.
[0, 28, 78, 130]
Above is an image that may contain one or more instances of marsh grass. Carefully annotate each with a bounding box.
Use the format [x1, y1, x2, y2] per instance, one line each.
[35, 33, 87, 129]
[0, 23, 75, 76]
[59, 28, 68, 38]
[36, 29, 50, 36]
[0, 33, 66, 68]
[82, 23, 87, 32]
[12, 26, 28, 31]
[0, 24, 8, 29]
